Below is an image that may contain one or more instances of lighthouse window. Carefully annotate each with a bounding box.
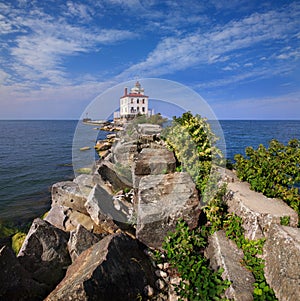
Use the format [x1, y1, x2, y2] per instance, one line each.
[131, 107, 134, 113]
[142, 107, 145, 112]
[137, 106, 140, 111]
[131, 98, 133, 103]
[137, 99, 139, 104]
[142, 99, 145, 104]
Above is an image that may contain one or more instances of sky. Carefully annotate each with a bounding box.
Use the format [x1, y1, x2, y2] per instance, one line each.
[0, 0, 300, 120]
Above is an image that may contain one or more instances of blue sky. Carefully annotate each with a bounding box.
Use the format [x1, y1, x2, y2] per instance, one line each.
[0, 0, 299, 119]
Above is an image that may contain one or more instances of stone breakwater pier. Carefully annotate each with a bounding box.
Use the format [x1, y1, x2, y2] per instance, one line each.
[0, 123, 299, 301]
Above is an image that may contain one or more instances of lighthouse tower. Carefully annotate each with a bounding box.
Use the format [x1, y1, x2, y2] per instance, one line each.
[119, 81, 150, 117]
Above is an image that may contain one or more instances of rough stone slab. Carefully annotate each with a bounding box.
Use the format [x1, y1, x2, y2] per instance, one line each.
[206, 230, 255, 301]
[17, 218, 71, 290]
[51, 181, 88, 215]
[45, 205, 96, 232]
[0, 245, 47, 300]
[136, 172, 200, 249]
[133, 148, 176, 176]
[224, 169, 298, 240]
[68, 225, 101, 262]
[73, 174, 94, 196]
[112, 140, 138, 165]
[85, 184, 126, 227]
[45, 233, 157, 301]
[97, 160, 133, 191]
[137, 123, 162, 135]
[264, 224, 300, 301]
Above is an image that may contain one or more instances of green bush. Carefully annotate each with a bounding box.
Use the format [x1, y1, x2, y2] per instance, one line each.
[223, 214, 277, 301]
[234, 139, 300, 220]
[163, 112, 223, 201]
[159, 220, 230, 301]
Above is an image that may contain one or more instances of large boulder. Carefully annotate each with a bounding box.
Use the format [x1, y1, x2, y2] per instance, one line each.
[0, 245, 47, 301]
[73, 174, 94, 196]
[224, 170, 298, 240]
[68, 224, 102, 262]
[111, 140, 138, 166]
[132, 148, 176, 188]
[206, 230, 255, 301]
[85, 184, 124, 229]
[97, 160, 133, 191]
[17, 218, 71, 290]
[45, 205, 96, 232]
[45, 233, 157, 301]
[263, 224, 300, 301]
[136, 172, 200, 249]
[137, 123, 162, 135]
[51, 181, 88, 215]
[133, 148, 176, 176]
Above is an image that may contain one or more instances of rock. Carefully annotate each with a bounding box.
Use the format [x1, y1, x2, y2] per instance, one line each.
[205, 230, 255, 301]
[263, 224, 300, 301]
[45, 205, 96, 232]
[155, 270, 168, 278]
[133, 148, 176, 188]
[137, 123, 162, 135]
[136, 146, 175, 170]
[45, 233, 157, 301]
[97, 160, 133, 191]
[85, 184, 125, 228]
[106, 133, 116, 140]
[68, 224, 101, 262]
[144, 284, 154, 297]
[225, 170, 298, 239]
[136, 172, 200, 249]
[168, 276, 181, 301]
[73, 174, 94, 196]
[95, 140, 112, 151]
[0, 245, 47, 300]
[51, 181, 88, 215]
[17, 218, 71, 290]
[112, 140, 138, 165]
[156, 279, 166, 290]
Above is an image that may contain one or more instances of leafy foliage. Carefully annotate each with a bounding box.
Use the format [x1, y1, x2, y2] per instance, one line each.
[129, 113, 168, 126]
[280, 216, 290, 226]
[11, 231, 26, 254]
[163, 112, 223, 200]
[234, 139, 300, 221]
[202, 184, 228, 235]
[159, 220, 230, 301]
[223, 214, 277, 301]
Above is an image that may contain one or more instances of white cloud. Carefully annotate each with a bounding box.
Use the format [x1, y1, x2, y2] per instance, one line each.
[197, 64, 293, 89]
[0, 69, 10, 84]
[66, 1, 94, 21]
[117, 3, 300, 80]
[276, 50, 300, 60]
[2, 3, 137, 85]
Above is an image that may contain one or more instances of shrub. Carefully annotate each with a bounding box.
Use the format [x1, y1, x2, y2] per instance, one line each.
[234, 139, 300, 220]
[163, 112, 223, 201]
[159, 220, 230, 301]
[223, 214, 277, 300]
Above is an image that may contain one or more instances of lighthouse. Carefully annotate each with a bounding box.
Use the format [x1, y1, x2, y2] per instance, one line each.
[113, 81, 153, 122]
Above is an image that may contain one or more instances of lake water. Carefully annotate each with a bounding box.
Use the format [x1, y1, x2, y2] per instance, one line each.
[0, 120, 299, 226]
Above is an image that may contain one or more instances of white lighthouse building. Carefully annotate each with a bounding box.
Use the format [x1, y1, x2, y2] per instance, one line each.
[114, 81, 153, 121]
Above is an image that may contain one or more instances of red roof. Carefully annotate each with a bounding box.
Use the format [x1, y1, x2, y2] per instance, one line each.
[120, 93, 149, 98]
